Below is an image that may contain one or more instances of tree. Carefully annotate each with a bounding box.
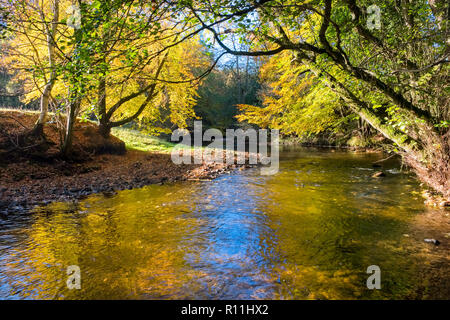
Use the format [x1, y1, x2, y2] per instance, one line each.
[195, 53, 261, 131]
[85, 5, 209, 137]
[1, 0, 62, 135]
[2, 0, 211, 155]
[34, 0, 59, 136]
[237, 51, 350, 138]
[179, 0, 449, 197]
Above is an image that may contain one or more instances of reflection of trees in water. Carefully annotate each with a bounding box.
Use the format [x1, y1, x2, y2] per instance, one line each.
[249, 151, 439, 299]
[0, 151, 448, 299]
[1, 185, 207, 299]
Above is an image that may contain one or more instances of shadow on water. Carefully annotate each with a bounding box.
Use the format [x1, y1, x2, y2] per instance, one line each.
[0, 147, 449, 299]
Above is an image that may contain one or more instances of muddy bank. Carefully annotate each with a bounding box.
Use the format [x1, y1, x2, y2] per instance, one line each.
[0, 149, 249, 213]
[0, 110, 253, 213]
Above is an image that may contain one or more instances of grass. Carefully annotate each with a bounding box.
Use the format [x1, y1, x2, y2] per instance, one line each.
[111, 127, 176, 153]
[0, 107, 39, 114]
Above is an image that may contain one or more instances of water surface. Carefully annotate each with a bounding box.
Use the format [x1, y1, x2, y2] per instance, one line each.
[1, 147, 449, 299]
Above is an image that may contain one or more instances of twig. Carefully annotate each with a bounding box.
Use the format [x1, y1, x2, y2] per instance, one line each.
[373, 153, 397, 164]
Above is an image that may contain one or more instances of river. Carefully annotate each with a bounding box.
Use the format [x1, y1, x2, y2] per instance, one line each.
[0, 147, 449, 299]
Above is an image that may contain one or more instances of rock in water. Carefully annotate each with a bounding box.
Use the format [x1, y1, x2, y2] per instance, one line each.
[424, 239, 441, 246]
[439, 201, 450, 207]
[372, 171, 386, 178]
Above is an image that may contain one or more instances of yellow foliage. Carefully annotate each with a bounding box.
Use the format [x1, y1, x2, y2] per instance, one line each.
[1, 0, 76, 102]
[2, 1, 209, 133]
[236, 51, 343, 136]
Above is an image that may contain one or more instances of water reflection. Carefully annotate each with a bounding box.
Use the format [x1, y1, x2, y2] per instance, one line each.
[0, 148, 448, 299]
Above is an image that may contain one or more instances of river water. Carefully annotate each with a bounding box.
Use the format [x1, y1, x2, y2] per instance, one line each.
[0, 147, 449, 299]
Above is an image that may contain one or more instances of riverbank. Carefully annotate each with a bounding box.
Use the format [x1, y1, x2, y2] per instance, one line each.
[280, 134, 386, 152]
[1, 147, 448, 299]
[281, 135, 449, 205]
[0, 110, 241, 213]
[1, 111, 447, 213]
[0, 150, 241, 213]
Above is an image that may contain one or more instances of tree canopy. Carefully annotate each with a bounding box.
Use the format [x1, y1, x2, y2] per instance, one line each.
[0, 0, 448, 195]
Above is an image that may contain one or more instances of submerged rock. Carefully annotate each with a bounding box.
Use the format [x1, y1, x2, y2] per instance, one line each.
[439, 201, 450, 208]
[372, 171, 386, 178]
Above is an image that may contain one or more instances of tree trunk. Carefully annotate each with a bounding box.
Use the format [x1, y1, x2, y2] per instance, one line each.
[97, 76, 111, 138]
[98, 122, 111, 138]
[61, 99, 80, 157]
[33, 0, 59, 136]
[309, 63, 417, 154]
[32, 84, 52, 136]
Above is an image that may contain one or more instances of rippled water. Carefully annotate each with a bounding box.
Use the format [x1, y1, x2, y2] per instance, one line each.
[0, 147, 449, 299]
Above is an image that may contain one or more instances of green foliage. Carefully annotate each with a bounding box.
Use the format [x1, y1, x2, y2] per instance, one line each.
[195, 57, 261, 131]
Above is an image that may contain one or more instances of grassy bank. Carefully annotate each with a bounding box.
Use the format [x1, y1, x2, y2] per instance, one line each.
[111, 127, 175, 153]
